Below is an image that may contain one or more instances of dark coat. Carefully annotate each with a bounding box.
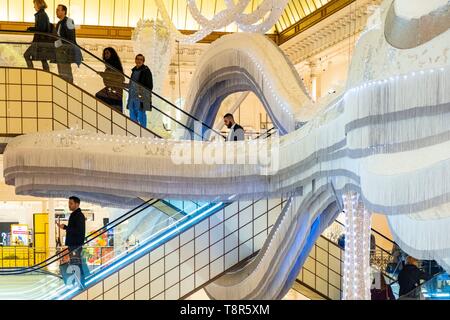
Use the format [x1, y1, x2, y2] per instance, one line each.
[54, 17, 82, 65]
[63, 208, 86, 246]
[27, 9, 52, 42]
[26, 9, 55, 61]
[398, 264, 431, 297]
[129, 65, 153, 111]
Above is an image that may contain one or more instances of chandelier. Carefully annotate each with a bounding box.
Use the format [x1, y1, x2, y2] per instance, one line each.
[154, 0, 290, 44]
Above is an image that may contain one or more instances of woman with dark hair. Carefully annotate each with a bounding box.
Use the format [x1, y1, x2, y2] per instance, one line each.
[95, 47, 125, 113]
[24, 0, 55, 71]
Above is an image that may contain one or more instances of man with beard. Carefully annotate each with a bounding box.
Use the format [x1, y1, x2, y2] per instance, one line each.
[223, 113, 244, 141]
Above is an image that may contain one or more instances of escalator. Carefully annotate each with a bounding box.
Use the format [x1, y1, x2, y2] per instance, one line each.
[0, 29, 309, 301]
[293, 217, 447, 300]
[0, 197, 224, 299]
[0, 29, 224, 142]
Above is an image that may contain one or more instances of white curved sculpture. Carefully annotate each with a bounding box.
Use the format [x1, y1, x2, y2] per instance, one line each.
[184, 32, 313, 134]
[2, 0, 450, 298]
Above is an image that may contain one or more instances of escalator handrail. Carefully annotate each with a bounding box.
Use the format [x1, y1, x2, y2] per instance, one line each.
[0, 29, 226, 140]
[254, 127, 276, 140]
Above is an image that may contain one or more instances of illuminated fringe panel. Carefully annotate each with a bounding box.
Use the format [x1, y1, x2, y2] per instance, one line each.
[342, 192, 372, 300]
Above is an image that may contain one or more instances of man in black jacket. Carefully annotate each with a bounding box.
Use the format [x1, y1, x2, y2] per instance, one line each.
[398, 256, 431, 299]
[57, 196, 86, 285]
[127, 54, 153, 128]
[224, 113, 245, 141]
[54, 4, 81, 83]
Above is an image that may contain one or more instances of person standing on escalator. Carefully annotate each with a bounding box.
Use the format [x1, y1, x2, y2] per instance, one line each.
[96, 48, 125, 113]
[24, 0, 54, 71]
[127, 54, 153, 128]
[53, 4, 82, 83]
[398, 256, 431, 299]
[57, 196, 87, 286]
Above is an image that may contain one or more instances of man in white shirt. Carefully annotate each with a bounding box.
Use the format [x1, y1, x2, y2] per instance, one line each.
[224, 113, 245, 141]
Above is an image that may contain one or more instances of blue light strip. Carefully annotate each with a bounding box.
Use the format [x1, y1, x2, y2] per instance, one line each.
[84, 201, 212, 278]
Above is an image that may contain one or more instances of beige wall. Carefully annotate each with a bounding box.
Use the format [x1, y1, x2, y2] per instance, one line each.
[371, 213, 394, 252]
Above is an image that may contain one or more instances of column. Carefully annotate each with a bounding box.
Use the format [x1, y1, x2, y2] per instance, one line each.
[342, 192, 372, 300]
[308, 61, 322, 102]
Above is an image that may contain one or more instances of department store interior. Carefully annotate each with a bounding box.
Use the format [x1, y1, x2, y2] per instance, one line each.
[0, 0, 449, 301]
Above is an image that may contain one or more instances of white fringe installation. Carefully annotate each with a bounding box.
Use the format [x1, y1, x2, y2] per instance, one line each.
[184, 32, 314, 133]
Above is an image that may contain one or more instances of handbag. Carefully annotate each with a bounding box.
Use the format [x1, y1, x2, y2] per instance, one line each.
[95, 87, 123, 111]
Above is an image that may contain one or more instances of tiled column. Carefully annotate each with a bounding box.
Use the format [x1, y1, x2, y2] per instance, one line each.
[342, 192, 371, 300]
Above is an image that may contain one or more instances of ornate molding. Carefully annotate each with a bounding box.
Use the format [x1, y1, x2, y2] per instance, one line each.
[280, 0, 382, 65]
[0, 21, 278, 44]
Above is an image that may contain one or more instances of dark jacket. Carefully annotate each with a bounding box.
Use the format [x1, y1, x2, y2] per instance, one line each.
[129, 65, 153, 111]
[54, 17, 82, 66]
[28, 9, 52, 42]
[398, 264, 431, 297]
[228, 124, 245, 141]
[56, 17, 76, 43]
[26, 9, 55, 61]
[63, 208, 86, 246]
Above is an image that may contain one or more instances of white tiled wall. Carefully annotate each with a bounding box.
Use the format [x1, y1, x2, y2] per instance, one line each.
[296, 236, 343, 300]
[0, 67, 157, 138]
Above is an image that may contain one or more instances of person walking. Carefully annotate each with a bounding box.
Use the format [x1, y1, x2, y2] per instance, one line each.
[224, 113, 245, 141]
[56, 196, 86, 286]
[96, 47, 125, 113]
[24, 0, 54, 71]
[53, 4, 82, 83]
[127, 54, 153, 128]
